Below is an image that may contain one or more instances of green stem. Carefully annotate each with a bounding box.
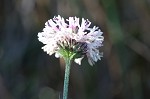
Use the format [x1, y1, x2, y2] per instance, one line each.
[63, 58, 71, 99]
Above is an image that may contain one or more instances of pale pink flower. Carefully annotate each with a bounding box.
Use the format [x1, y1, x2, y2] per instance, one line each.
[38, 15, 104, 66]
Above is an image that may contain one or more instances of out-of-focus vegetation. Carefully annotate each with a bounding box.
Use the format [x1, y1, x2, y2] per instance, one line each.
[0, 0, 150, 99]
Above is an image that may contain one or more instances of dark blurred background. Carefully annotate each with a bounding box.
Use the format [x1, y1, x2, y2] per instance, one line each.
[0, 0, 150, 99]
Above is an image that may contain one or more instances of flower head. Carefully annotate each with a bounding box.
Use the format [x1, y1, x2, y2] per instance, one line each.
[38, 15, 104, 66]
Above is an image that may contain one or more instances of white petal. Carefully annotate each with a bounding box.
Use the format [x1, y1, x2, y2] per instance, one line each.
[74, 57, 83, 65]
[55, 53, 60, 58]
[88, 58, 94, 66]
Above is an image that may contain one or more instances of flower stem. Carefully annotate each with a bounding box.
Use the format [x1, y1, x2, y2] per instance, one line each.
[63, 58, 71, 99]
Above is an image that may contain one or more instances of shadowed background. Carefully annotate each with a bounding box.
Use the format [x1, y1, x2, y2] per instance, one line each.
[0, 0, 150, 99]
